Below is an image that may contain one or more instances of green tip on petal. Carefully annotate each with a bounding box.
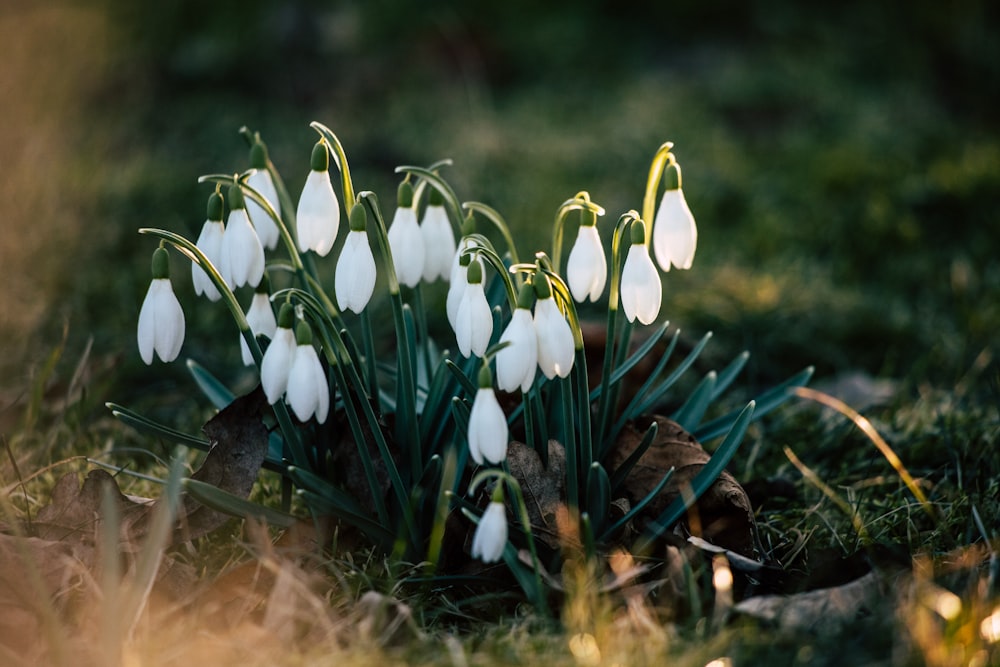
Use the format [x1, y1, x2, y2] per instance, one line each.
[664, 162, 682, 190]
[255, 273, 271, 294]
[516, 282, 535, 310]
[228, 183, 245, 210]
[207, 191, 224, 221]
[277, 302, 295, 329]
[459, 252, 471, 267]
[310, 141, 329, 172]
[466, 258, 483, 284]
[477, 363, 493, 389]
[532, 273, 552, 300]
[397, 180, 414, 208]
[630, 219, 647, 245]
[490, 484, 505, 503]
[461, 211, 476, 236]
[580, 207, 597, 227]
[249, 141, 268, 169]
[151, 246, 170, 279]
[428, 185, 444, 206]
[348, 202, 367, 232]
[295, 320, 313, 346]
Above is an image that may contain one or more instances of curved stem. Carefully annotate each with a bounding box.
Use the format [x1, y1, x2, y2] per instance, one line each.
[462, 201, 522, 266]
[461, 234, 519, 310]
[310, 122, 357, 214]
[550, 192, 606, 270]
[641, 141, 676, 244]
[394, 165, 464, 237]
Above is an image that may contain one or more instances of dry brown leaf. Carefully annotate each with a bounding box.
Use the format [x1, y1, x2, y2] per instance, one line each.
[609, 415, 758, 558]
[506, 439, 567, 548]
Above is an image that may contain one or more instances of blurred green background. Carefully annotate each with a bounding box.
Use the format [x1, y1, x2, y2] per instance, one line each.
[2, 0, 998, 419]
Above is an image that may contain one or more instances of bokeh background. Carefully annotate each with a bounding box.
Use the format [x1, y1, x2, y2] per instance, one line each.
[2, 0, 998, 422]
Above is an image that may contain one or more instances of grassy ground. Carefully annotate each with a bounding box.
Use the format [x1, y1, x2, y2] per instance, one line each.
[2, 1, 998, 665]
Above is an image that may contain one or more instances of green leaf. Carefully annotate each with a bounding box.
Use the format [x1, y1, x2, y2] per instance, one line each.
[186, 359, 235, 410]
[711, 350, 750, 401]
[629, 330, 713, 418]
[693, 366, 813, 442]
[590, 321, 671, 400]
[107, 402, 210, 450]
[183, 478, 298, 529]
[586, 463, 611, 534]
[601, 466, 675, 542]
[671, 371, 718, 431]
[609, 419, 659, 492]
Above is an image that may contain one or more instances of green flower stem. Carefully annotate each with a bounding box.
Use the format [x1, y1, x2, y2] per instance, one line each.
[462, 201, 522, 266]
[572, 346, 594, 490]
[310, 122, 357, 214]
[641, 141, 676, 239]
[410, 284, 434, 393]
[560, 376, 579, 512]
[359, 308, 380, 399]
[594, 211, 640, 449]
[137, 227, 308, 468]
[359, 191, 421, 480]
[550, 192, 606, 270]
[394, 165, 464, 238]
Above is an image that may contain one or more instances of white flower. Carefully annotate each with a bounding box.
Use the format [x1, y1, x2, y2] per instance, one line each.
[245, 169, 281, 251]
[420, 204, 456, 282]
[468, 388, 508, 464]
[296, 170, 340, 257]
[219, 198, 265, 289]
[260, 325, 296, 404]
[455, 277, 492, 358]
[621, 242, 662, 325]
[285, 342, 330, 424]
[137, 278, 185, 364]
[652, 188, 697, 271]
[240, 291, 278, 366]
[471, 500, 508, 563]
[496, 308, 537, 393]
[335, 229, 376, 313]
[534, 295, 575, 379]
[567, 224, 607, 302]
[191, 218, 224, 301]
[387, 205, 425, 288]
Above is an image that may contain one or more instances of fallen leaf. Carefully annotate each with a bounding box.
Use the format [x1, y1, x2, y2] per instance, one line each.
[506, 440, 567, 548]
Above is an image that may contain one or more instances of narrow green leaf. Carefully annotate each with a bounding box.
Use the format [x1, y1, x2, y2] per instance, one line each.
[609, 419, 658, 492]
[601, 466, 675, 541]
[694, 366, 814, 442]
[107, 402, 210, 450]
[586, 463, 611, 534]
[183, 478, 298, 529]
[671, 371, 718, 431]
[186, 359, 236, 410]
[711, 350, 750, 401]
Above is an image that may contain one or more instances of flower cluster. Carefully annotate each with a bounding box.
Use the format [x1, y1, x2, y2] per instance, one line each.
[133, 126, 705, 578]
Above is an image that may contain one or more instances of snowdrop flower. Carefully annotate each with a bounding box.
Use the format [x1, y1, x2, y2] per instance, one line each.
[219, 183, 265, 289]
[386, 180, 425, 287]
[652, 160, 697, 271]
[137, 246, 185, 364]
[191, 191, 225, 301]
[468, 365, 508, 465]
[455, 259, 492, 358]
[245, 140, 281, 251]
[533, 276, 575, 379]
[471, 494, 508, 563]
[566, 209, 607, 303]
[296, 141, 341, 257]
[447, 236, 479, 330]
[420, 187, 456, 282]
[285, 321, 330, 424]
[335, 203, 376, 313]
[261, 303, 296, 404]
[495, 284, 538, 393]
[239, 277, 278, 366]
[620, 221, 662, 325]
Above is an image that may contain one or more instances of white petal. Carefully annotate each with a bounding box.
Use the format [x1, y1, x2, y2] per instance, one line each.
[221, 209, 265, 288]
[621, 245, 662, 325]
[468, 388, 508, 464]
[296, 170, 341, 256]
[335, 231, 377, 313]
[652, 189, 697, 271]
[286, 344, 328, 422]
[192, 220, 224, 301]
[496, 308, 538, 393]
[260, 327, 296, 403]
[420, 205, 456, 282]
[138, 279, 185, 364]
[567, 225, 607, 302]
[246, 170, 281, 250]
[471, 501, 508, 563]
[534, 297, 575, 379]
[240, 293, 278, 365]
[455, 282, 492, 358]
[387, 206, 425, 287]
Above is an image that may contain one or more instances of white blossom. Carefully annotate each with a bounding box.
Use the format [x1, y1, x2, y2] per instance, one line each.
[471, 500, 508, 563]
[220, 205, 265, 289]
[260, 325, 296, 404]
[335, 230, 376, 313]
[240, 292, 278, 366]
[387, 205, 425, 287]
[285, 343, 330, 423]
[137, 278, 185, 364]
[296, 170, 340, 257]
[533, 296, 575, 379]
[468, 387, 508, 465]
[420, 204, 456, 282]
[455, 280, 492, 358]
[496, 308, 537, 393]
[245, 169, 281, 250]
[620, 243, 662, 325]
[447, 238, 479, 330]
[652, 188, 697, 271]
[566, 224, 607, 302]
[191, 218, 224, 301]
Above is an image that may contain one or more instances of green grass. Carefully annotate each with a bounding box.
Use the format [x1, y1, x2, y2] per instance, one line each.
[2, 1, 999, 665]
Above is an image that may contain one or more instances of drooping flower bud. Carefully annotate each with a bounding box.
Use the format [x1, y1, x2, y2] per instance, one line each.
[245, 139, 281, 250]
[296, 141, 341, 257]
[335, 203, 376, 313]
[137, 246, 185, 364]
[652, 160, 697, 271]
[621, 220, 662, 325]
[387, 180, 425, 288]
